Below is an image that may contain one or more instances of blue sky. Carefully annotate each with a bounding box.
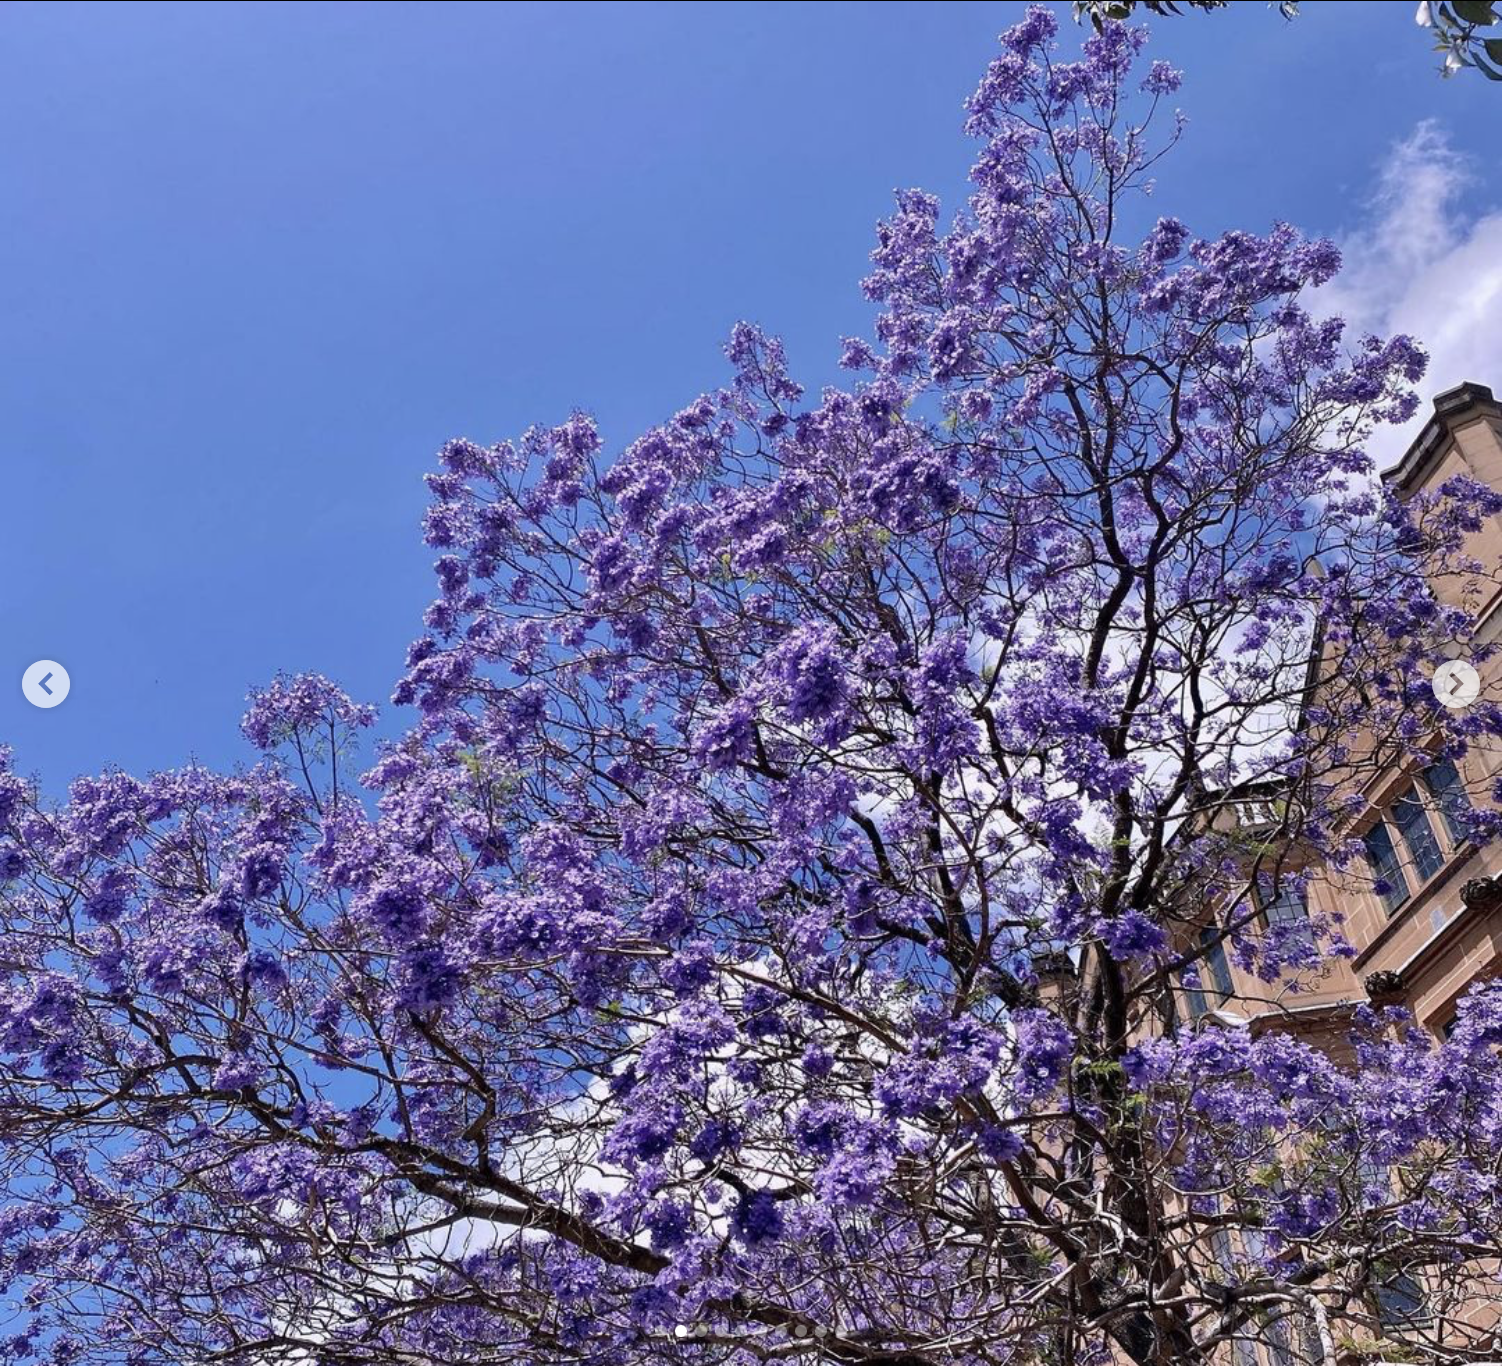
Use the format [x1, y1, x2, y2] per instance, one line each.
[2, 1, 1499, 792]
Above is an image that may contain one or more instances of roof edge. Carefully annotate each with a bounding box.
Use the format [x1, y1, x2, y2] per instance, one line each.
[1382, 381, 1501, 496]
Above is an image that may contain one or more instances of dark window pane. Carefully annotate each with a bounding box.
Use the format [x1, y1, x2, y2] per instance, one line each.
[1182, 925, 1231, 1019]
[1207, 1208, 1262, 1366]
[1363, 822, 1410, 916]
[1257, 875, 1311, 949]
[1373, 1266, 1427, 1328]
[1265, 1313, 1296, 1366]
[1200, 925, 1234, 999]
[1422, 758, 1472, 847]
[1391, 786, 1444, 883]
[1244, 1219, 1327, 1362]
[1213, 1231, 1259, 1366]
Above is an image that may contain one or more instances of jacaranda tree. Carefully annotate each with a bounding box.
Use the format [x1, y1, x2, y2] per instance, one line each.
[3, 12, 1502, 1365]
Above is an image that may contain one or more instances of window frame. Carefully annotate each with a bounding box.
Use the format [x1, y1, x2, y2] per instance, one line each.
[1255, 872, 1312, 951]
[1371, 1262, 1429, 1330]
[1389, 784, 1445, 884]
[1362, 819, 1411, 917]
[1420, 756, 1472, 849]
[1184, 924, 1235, 1020]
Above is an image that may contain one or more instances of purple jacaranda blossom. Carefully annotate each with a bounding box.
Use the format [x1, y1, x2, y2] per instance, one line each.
[0, 12, 1497, 1366]
[241, 671, 377, 753]
[1099, 908, 1169, 961]
[729, 1189, 784, 1248]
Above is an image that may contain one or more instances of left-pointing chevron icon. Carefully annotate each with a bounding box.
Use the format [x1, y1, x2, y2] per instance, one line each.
[22, 660, 70, 709]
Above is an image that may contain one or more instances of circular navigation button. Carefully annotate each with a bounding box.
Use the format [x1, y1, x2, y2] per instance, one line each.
[22, 660, 70, 709]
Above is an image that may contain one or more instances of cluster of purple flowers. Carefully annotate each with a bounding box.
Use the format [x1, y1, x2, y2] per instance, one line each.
[0, 10, 1498, 1366]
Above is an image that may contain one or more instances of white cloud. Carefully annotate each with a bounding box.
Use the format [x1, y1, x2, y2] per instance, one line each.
[1316, 120, 1502, 470]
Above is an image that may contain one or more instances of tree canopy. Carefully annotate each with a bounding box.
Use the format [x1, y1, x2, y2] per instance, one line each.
[1077, 1, 1502, 81]
[2, 10, 1502, 1366]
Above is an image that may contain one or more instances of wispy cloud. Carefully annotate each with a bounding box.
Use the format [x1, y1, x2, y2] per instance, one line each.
[1316, 120, 1502, 468]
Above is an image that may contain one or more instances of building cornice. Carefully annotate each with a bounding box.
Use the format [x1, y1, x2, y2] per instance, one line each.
[1380, 874, 1502, 1000]
[1382, 381, 1501, 497]
[1246, 997, 1362, 1037]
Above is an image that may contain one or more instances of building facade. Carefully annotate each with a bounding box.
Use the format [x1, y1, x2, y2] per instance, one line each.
[1156, 382, 1502, 1365]
[1184, 382, 1502, 1047]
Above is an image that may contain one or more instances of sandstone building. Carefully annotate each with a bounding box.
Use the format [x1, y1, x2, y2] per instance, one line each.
[1182, 382, 1502, 1047]
[1153, 382, 1502, 1364]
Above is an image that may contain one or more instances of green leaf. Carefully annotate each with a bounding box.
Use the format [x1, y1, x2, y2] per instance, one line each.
[1451, 0, 1497, 24]
[1485, 35, 1502, 56]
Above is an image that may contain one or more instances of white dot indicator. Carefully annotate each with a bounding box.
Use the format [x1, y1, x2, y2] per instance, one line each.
[21, 660, 70, 710]
[1433, 659, 1480, 710]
